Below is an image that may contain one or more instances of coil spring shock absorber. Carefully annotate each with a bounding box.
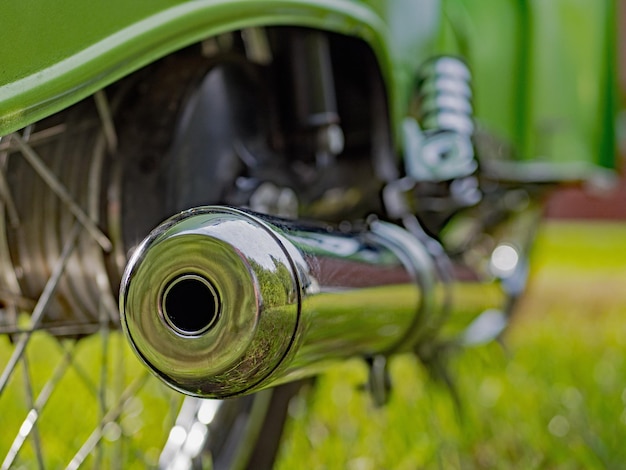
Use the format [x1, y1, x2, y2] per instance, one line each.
[405, 57, 479, 188]
[398, 56, 481, 233]
[417, 57, 474, 139]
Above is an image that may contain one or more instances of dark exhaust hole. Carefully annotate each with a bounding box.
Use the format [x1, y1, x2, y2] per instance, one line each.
[162, 275, 220, 335]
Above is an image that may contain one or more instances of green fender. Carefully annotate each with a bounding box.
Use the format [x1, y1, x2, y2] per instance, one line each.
[0, 0, 441, 140]
[0, 0, 616, 174]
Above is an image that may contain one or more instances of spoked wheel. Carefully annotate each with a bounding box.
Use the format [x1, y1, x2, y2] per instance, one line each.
[0, 40, 300, 469]
[0, 97, 181, 469]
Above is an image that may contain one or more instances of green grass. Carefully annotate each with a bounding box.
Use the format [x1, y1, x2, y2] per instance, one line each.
[0, 333, 181, 468]
[2, 220, 626, 468]
[274, 221, 626, 469]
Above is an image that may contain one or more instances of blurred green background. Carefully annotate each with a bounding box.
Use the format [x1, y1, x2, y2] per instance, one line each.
[273, 2, 626, 466]
[2, 0, 626, 467]
[3, 221, 626, 468]
[274, 0, 626, 459]
[275, 221, 626, 469]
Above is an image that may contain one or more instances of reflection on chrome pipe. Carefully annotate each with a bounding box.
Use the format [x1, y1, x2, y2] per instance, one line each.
[120, 206, 442, 398]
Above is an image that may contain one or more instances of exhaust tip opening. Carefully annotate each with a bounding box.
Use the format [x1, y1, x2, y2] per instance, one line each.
[161, 274, 221, 336]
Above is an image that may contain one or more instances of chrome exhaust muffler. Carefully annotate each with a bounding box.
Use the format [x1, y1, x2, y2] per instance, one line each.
[120, 206, 446, 398]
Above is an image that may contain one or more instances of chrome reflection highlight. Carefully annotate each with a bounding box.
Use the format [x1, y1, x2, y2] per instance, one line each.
[490, 243, 520, 278]
[120, 206, 440, 398]
[461, 309, 508, 346]
[121, 207, 300, 397]
[121, 205, 524, 399]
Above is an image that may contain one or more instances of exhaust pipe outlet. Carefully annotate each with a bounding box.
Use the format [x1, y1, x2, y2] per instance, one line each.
[120, 206, 442, 398]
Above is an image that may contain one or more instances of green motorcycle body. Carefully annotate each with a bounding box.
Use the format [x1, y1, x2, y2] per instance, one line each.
[0, 0, 616, 173]
[0, 2, 618, 465]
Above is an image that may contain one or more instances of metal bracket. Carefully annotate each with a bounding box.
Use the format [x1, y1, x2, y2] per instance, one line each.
[365, 355, 391, 407]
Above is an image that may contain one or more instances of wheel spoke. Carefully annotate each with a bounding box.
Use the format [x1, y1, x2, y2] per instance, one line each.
[19, 355, 45, 469]
[0, 322, 101, 336]
[66, 372, 150, 470]
[93, 91, 118, 153]
[95, 301, 110, 469]
[1, 345, 74, 470]
[56, 340, 99, 397]
[0, 222, 80, 395]
[0, 157, 20, 228]
[9, 133, 112, 252]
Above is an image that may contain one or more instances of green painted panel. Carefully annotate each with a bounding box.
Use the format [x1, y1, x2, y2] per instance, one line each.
[0, 0, 398, 135]
[442, 0, 616, 172]
[528, 0, 615, 169]
[0, 0, 615, 174]
[440, 0, 523, 149]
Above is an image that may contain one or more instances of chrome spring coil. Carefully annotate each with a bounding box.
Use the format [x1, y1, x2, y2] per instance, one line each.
[416, 56, 474, 138]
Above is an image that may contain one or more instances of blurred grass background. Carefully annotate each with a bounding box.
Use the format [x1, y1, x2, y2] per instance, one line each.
[0, 331, 181, 468]
[2, 0, 625, 467]
[274, 220, 626, 469]
[2, 221, 626, 468]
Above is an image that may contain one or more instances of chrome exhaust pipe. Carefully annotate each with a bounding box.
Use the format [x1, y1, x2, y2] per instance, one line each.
[120, 206, 446, 398]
